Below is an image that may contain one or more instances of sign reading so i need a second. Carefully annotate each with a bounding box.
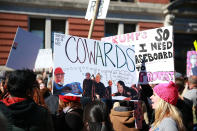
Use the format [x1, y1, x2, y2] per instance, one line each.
[102, 26, 174, 84]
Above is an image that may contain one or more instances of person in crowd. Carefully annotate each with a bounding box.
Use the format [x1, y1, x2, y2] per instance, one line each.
[0, 69, 54, 131]
[42, 69, 48, 88]
[45, 94, 59, 116]
[105, 80, 112, 99]
[113, 81, 138, 100]
[0, 79, 9, 100]
[53, 95, 83, 131]
[82, 72, 93, 97]
[110, 101, 138, 131]
[150, 81, 185, 131]
[39, 82, 51, 100]
[83, 100, 113, 131]
[113, 81, 129, 97]
[133, 84, 153, 126]
[92, 73, 106, 100]
[36, 74, 43, 85]
[30, 80, 49, 109]
[47, 67, 53, 91]
[47, 78, 53, 92]
[0, 71, 10, 100]
[45, 94, 83, 131]
[0, 111, 7, 131]
[175, 77, 193, 131]
[184, 67, 197, 131]
[103, 80, 113, 112]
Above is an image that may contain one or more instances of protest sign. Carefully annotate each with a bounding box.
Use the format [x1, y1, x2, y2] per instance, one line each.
[6, 27, 42, 70]
[186, 51, 197, 77]
[194, 40, 197, 51]
[85, 0, 110, 21]
[102, 26, 175, 84]
[53, 33, 137, 99]
[35, 49, 53, 69]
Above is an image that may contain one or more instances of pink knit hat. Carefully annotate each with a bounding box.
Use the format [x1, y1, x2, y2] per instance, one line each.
[153, 81, 178, 105]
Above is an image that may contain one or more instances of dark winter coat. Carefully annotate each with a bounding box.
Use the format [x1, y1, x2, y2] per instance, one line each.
[92, 81, 106, 99]
[176, 98, 193, 131]
[105, 86, 112, 99]
[82, 79, 93, 97]
[0, 98, 54, 131]
[110, 107, 138, 131]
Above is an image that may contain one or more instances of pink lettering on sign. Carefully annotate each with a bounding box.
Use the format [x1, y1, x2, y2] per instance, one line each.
[119, 34, 126, 43]
[112, 36, 118, 44]
[102, 31, 148, 44]
[139, 71, 174, 83]
[127, 33, 134, 42]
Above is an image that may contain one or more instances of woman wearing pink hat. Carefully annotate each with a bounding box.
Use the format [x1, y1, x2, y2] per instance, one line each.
[150, 81, 185, 131]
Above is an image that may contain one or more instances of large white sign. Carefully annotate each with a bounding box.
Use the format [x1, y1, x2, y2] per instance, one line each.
[53, 34, 137, 96]
[102, 26, 175, 84]
[6, 27, 42, 70]
[85, 0, 110, 20]
[35, 49, 53, 69]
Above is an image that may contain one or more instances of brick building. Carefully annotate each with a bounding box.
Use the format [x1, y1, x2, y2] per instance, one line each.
[0, 0, 197, 74]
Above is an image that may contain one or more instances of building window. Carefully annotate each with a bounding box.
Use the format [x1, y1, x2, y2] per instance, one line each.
[30, 18, 45, 48]
[51, 20, 65, 51]
[105, 22, 118, 37]
[105, 22, 136, 37]
[174, 33, 197, 75]
[124, 24, 136, 34]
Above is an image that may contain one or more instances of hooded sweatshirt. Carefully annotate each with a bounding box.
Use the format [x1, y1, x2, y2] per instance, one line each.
[110, 107, 139, 131]
[0, 97, 54, 131]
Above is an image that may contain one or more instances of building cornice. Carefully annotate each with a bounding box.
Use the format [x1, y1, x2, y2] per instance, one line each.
[0, 0, 165, 14]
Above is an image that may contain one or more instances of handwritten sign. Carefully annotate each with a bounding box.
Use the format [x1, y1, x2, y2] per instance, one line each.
[102, 26, 175, 84]
[85, 0, 110, 20]
[35, 49, 53, 69]
[53, 33, 137, 96]
[6, 27, 42, 70]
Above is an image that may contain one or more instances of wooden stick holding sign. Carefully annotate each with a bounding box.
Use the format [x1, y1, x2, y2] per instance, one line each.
[88, 0, 100, 39]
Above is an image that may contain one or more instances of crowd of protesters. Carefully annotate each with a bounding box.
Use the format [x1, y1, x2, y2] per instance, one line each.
[0, 68, 197, 131]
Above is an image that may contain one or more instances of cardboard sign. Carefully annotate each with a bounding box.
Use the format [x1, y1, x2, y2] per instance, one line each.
[35, 49, 53, 69]
[85, 0, 110, 20]
[53, 33, 137, 98]
[102, 26, 175, 84]
[6, 27, 42, 70]
[186, 51, 197, 77]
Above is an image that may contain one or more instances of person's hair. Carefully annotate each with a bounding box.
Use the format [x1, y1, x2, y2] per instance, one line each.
[152, 98, 185, 131]
[58, 99, 81, 113]
[36, 74, 43, 81]
[117, 80, 125, 87]
[95, 73, 101, 79]
[119, 100, 134, 110]
[86, 72, 90, 76]
[188, 76, 197, 85]
[7, 69, 37, 98]
[175, 77, 185, 94]
[83, 100, 113, 131]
